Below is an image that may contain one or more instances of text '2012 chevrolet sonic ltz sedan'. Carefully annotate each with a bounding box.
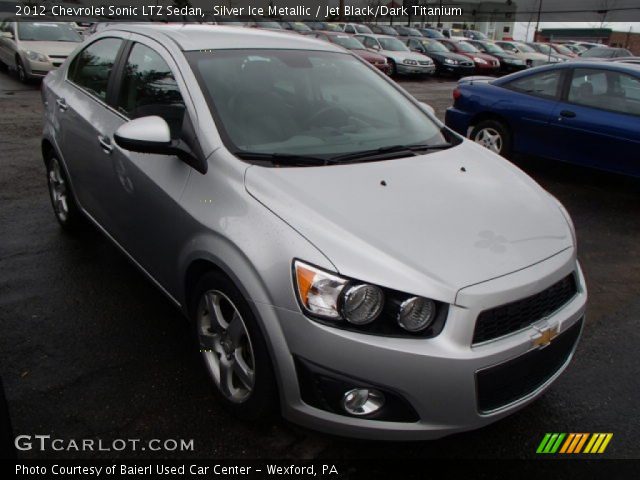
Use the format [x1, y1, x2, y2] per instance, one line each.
[41, 25, 586, 440]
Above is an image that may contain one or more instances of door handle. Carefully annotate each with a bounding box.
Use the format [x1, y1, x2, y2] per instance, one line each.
[559, 110, 576, 118]
[56, 98, 68, 111]
[98, 135, 113, 154]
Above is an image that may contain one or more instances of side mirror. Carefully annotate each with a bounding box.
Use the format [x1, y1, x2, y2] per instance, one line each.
[114, 116, 208, 174]
[372, 44, 381, 51]
[114, 116, 172, 153]
[1, 31, 14, 39]
[419, 102, 436, 116]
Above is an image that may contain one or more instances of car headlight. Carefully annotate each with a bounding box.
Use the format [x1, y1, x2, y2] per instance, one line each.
[25, 50, 48, 62]
[473, 57, 487, 64]
[403, 59, 418, 65]
[294, 260, 447, 336]
[444, 58, 458, 65]
[397, 297, 436, 332]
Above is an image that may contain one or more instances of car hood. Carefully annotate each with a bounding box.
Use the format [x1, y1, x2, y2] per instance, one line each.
[380, 50, 426, 62]
[17, 40, 80, 57]
[244, 141, 573, 303]
[428, 51, 471, 63]
[352, 49, 386, 62]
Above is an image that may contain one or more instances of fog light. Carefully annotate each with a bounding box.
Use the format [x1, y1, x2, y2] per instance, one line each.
[342, 388, 385, 416]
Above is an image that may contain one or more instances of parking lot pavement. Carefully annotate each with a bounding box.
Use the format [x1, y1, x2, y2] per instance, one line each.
[1, 70, 639, 459]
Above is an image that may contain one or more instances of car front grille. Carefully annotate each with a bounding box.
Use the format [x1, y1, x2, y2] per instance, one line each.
[473, 274, 578, 344]
[418, 61, 432, 65]
[476, 318, 582, 412]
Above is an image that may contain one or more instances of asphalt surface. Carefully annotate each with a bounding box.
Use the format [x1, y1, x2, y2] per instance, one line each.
[1, 69, 639, 460]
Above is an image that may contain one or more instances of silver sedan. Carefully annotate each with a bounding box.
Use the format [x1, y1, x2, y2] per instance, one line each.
[41, 24, 586, 440]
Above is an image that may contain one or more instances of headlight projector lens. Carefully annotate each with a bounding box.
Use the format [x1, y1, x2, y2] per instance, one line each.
[341, 284, 384, 325]
[397, 297, 436, 332]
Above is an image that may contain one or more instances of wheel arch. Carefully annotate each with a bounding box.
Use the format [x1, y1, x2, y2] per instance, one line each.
[467, 111, 514, 143]
[181, 252, 288, 407]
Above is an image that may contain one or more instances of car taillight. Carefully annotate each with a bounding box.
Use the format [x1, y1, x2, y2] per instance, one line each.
[453, 87, 462, 101]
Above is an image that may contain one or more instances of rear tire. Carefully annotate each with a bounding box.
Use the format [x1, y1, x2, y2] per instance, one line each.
[45, 153, 84, 231]
[191, 271, 277, 421]
[470, 119, 512, 157]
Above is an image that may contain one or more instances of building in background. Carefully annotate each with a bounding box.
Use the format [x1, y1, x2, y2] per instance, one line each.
[538, 27, 640, 54]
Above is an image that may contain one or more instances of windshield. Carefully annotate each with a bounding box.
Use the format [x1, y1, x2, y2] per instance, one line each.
[331, 35, 365, 50]
[456, 42, 479, 53]
[469, 31, 487, 39]
[379, 26, 398, 35]
[534, 43, 553, 54]
[581, 48, 615, 58]
[423, 29, 444, 38]
[187, 49, 452, 162]
[379, 37, 409, 51]
[355, 25, 373, 34]
[17, 22, 82, 42]
[552, 44, 573, 55]
[258, 22, 282, 29]
[479, 42, 504, 54]
[323, 23, 342, 32]
[421, 40, 448, 53]
[515, 43, 536, 53]
[397, 27, 421, 36]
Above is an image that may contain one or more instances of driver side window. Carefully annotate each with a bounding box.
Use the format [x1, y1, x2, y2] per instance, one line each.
[116, 43, 185, 139]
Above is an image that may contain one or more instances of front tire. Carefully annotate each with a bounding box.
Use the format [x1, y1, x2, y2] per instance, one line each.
[16, 58, 28, 84]
[388, 59, 397, 76]
[470, 119, 512, 157]
[192, 271, 277, 420]
[45, 153, 84, 231]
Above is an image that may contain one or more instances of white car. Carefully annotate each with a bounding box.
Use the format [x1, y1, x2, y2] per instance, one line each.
[0, 21, 83, 82]
[355, 33, 435, 76]
[496, 41, 560, 67]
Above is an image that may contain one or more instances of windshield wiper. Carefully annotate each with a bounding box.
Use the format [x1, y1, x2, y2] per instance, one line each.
[235, 151, 329, 167]
[330, 142, 453, 163]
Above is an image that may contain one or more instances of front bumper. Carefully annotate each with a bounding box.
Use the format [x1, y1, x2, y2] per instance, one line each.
[397, 63, 436, 75]
[501, 62, 527, 72]
[24, 58, 57, 78]
[438, 64, 476, 76]
[261, 248, 586, 440]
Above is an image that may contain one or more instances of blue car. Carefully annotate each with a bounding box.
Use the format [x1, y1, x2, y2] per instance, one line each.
[445, 62, 640, 177]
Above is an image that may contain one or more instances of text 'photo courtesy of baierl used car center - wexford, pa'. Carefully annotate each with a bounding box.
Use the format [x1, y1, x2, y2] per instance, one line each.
[0, 0, 639, 478]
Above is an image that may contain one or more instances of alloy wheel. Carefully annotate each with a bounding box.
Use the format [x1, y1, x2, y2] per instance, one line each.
[474, 127, 503, 154]
[47, 158, 69, 222]
[197, 290, 255, 403]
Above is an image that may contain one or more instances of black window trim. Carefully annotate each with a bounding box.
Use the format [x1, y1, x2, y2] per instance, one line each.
[559, 66, 640, 118]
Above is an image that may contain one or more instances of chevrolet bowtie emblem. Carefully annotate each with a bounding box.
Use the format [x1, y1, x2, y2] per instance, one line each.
[532, 323, 559, 349]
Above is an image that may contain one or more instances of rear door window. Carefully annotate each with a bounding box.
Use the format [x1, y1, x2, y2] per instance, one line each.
[68, 38, 124, 101]
[504, 70, 563, 99]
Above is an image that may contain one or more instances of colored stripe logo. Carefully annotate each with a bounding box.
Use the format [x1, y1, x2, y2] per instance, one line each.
[537, 433, 613, 454]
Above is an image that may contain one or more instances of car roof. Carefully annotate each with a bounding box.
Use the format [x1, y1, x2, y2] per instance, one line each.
[491, 60, 640, 85]
[100, 23, 344, 52]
